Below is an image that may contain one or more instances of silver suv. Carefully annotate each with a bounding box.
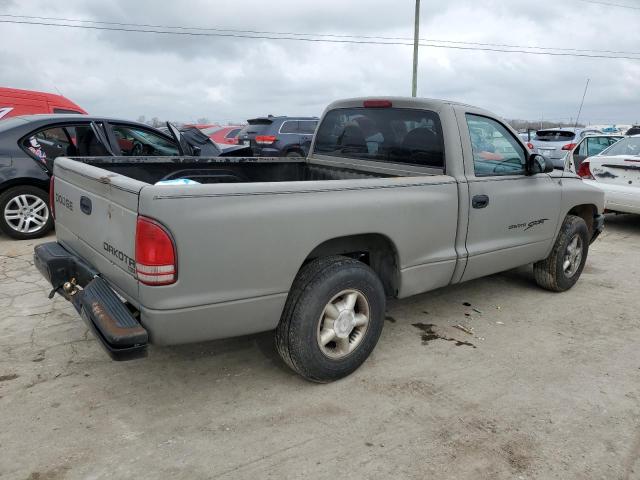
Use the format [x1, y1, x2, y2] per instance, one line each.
[531, 128, 603, 168]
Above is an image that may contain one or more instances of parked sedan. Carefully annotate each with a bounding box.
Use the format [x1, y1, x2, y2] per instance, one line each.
[0, 115, 249, 239]
[576, 135, 640, 214]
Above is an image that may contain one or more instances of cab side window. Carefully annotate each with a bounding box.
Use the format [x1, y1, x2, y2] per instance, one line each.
[466, 114, 527, 176]
[111, 124, 179, 156]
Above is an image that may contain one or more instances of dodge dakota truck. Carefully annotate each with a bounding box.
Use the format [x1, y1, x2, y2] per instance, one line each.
[34, 97, 605, 382]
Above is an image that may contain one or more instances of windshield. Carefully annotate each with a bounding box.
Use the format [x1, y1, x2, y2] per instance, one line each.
[600, 136, 640, 156]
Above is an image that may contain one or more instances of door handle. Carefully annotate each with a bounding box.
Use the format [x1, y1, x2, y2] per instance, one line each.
[472, 194, 489, 209]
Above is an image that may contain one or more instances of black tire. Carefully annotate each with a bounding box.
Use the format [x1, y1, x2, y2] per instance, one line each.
[275, 255, 386, 382]
[285, 151, 303, 158]
[0, 186, 53, 240]
[534, 215, 589, 292]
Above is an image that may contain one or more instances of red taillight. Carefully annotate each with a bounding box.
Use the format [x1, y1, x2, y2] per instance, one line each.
[363, 99, 392, 108]
[526, 142, 534, 150]
[135, 216, 177, 285]
[577, 160, 594, 180]
[49, 176, 55, 219]
[255, 135, 277, 145]
[562, 143, 577, 151]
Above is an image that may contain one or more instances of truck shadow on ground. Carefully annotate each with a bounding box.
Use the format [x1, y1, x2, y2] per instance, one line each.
[602, 213, 640, 234]
[149, 262, 540, 379]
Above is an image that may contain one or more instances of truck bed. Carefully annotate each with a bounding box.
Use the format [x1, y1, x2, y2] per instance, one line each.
[67, 156, 398, 185]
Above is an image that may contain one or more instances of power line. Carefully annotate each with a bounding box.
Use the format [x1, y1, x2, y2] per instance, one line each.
[1, 13, 640, 57]
[1, 18, 640, 61]
[574, 0, 640, 10]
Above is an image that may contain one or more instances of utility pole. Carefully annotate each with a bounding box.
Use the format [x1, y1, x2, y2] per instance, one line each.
[412, 0, 420, 97]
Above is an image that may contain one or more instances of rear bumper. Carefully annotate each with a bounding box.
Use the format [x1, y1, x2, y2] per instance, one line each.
[254, 146, 281, 157]
[34, 242, 148, 361]
[583, 179, 640, 214]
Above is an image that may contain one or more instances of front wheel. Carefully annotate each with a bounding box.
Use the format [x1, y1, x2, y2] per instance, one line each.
[0, 186, 53, 240]
[534, 215, 589, 292]
[275, 256, 385, 382]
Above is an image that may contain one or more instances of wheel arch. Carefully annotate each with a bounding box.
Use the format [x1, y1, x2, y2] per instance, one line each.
[301, 233, 400, 297]
[284, 146, 304, 156]
[566, 203, 598, 236]
[0, 177, 50, 195]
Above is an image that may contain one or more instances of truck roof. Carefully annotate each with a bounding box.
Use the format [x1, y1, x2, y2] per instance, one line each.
[323, 96, 494, 115]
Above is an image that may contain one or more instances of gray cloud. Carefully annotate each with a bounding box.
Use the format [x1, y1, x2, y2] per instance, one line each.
[1, 0, 639, 125]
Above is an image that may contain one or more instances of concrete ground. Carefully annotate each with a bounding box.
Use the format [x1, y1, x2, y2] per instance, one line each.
[1, 214, 639, 480]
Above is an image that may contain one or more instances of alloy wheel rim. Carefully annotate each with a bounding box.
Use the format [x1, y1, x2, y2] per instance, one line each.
[316, 289, 370, 359]
[563, 234, 583, 278]
[4, 194, 49, 234]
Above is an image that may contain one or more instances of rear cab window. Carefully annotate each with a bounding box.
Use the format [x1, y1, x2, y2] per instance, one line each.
[314, 107, 445, 169]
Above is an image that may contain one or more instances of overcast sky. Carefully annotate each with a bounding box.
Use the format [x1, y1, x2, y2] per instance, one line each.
[1, 0, 639, 125]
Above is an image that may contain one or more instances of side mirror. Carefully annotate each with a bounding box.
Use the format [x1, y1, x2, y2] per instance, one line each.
[191, 145, 202, 157]
[528, 153, 554, 174]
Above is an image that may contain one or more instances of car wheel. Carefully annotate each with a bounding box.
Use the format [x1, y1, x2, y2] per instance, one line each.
[534, 215, 589, 292]
[275, 255, 385, 382]
[0, 186, 53, 240]
[285, 151, 303, 158]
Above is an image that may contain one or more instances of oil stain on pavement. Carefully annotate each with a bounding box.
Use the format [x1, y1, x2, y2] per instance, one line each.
[412, 323, 476, 348]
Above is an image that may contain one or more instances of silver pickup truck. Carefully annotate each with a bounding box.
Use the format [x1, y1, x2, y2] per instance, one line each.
[34, 97, 605, 382]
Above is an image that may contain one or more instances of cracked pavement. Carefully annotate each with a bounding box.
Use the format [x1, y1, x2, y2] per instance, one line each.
[1, 215, 640, 480]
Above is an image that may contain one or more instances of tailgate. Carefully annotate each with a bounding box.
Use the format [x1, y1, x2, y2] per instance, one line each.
[52, 157, 147, 303]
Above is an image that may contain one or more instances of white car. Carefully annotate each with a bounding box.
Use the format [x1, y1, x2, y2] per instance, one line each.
[576, 135, 640, 214]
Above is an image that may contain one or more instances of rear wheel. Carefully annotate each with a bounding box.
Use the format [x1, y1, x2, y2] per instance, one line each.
[276, 256, 385, 382]
[285, 151, 303, 158]
[534, 215, 589, 292]
[0, 186, 53, 240]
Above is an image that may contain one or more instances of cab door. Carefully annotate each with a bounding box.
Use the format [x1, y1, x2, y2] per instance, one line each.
[456, 109, 561, 282]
